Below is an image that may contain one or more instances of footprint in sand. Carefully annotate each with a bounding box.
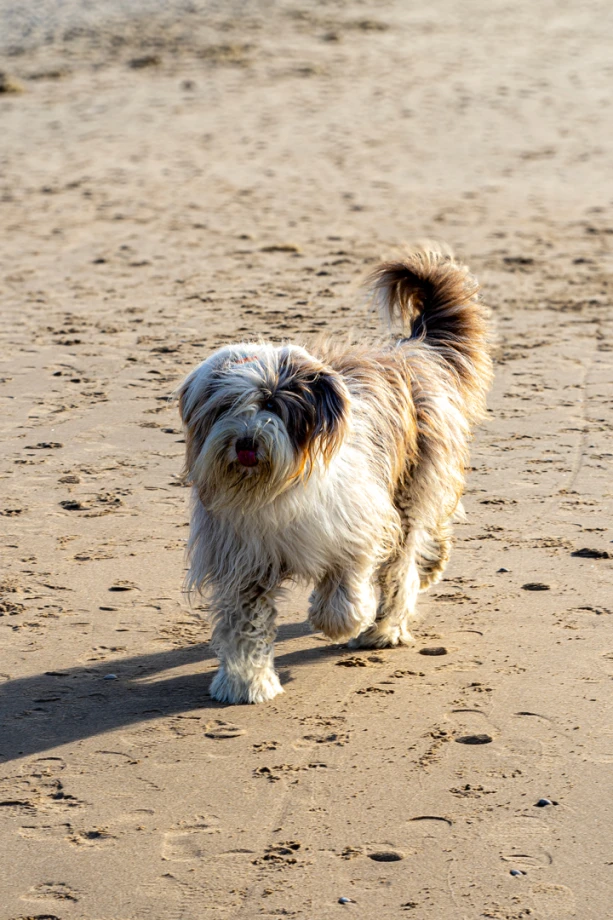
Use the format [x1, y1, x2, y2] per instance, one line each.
[252, 841, 302, 866]
[162, 817, 220, 860]
[162, 831, 213, 861]
[67, 827, 116, 847]
[483, 814, 555, 878]
[410, 815, 453, 827]
[19, 823, 71, 841]
[0, 596, 25, 616]
[531, 883, 576, 915]
[254, 762, 327, 783]
[18, 822, 114, 847]
[356, 685, 395, 696]
[59, 492, 127, 516]
[335, 654, 385, 668]
[252, 740, 279, 752]
[22, 881, 78, 902]
[108, 580, 139, 592]
[204, 719, 246, 739]
[293, 731, 350, 748]
[448, 705, 499, 747]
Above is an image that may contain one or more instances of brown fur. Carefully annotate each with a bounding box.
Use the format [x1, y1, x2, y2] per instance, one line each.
[368, 247, 492, 416]
[177, 246, 493, 700]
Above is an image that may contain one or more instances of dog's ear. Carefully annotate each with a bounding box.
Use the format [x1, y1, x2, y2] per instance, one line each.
[309, 369, 350, 464]
[177, 349, 233, 426]
[177, 375, 193, 426]
[177, 376, 198, 480]
[177, 371, 214, 481]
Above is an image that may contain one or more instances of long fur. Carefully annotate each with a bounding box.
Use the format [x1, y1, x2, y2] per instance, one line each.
[178, 247, 492, 703]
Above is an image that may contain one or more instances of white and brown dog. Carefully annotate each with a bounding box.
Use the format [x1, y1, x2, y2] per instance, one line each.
[178, 248, 492, 703]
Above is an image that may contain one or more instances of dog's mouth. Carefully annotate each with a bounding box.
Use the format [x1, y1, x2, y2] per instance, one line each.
[236, 448, 258, 467]
[235, 437, 259, 467]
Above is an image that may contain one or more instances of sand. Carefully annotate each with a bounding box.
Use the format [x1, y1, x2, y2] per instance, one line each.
[1, 1, 612, 917]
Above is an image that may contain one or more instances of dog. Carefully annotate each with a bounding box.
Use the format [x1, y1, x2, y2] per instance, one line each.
[178, 247, 492, 704]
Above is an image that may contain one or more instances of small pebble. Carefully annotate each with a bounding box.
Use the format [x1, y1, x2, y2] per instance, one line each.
[571, 547, 610, 559]
[522, 582, 550, 591]
[455, 733, 493, 745]
[510, 869, 525, 877]
[103, 673, 118, 681]
[368, 850, 404, 862]
[497, 567, 510, 573]
[129, 54, 162, 69]
[338, 897, 354, 904]
[535, 798, 557, 807]
[419, 646, 447, 656]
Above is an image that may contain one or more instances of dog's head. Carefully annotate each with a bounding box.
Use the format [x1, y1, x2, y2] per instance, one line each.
[178, 343, 350, 511]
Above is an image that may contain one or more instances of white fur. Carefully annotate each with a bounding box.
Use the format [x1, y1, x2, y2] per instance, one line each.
[182, 345, 407, 702]
[179, 247, 492, 704]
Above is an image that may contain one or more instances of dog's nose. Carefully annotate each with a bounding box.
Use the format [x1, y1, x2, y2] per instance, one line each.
[235, 437, 259, 467]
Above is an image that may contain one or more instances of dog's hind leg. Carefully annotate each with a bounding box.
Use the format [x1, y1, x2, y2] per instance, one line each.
[209, 582, 283, 704]
[348, 547, 419, 649]
[415, 520, 453, 590]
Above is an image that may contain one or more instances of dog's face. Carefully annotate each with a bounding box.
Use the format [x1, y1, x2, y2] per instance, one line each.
[179, 344, 350, 511]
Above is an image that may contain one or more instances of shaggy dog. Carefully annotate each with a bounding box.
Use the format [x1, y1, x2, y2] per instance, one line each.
[178, 248, 492, 703]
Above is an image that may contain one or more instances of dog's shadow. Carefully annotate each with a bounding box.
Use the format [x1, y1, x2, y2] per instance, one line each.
[0, 621, 345, 765]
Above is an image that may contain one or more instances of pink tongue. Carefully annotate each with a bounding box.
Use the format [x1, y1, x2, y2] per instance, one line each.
[236, 449, 258, 467]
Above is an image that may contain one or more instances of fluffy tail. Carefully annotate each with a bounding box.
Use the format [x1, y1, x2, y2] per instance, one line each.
[367, 247, 492, 411]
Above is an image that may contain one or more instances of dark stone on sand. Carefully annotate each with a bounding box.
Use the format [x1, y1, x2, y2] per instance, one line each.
[419, 646, 448, 656]
[27, 442, 63, 449]
[455, 734, 493, 745]
[571, 547, 610, 559]
[368, 850, 404, 862]
[60, 499, 84, 510]
[128, 54, 162, 68]
[521, 582, 550, 591]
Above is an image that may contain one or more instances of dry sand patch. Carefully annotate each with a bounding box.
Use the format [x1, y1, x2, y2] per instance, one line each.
[1, 1, 612, 917]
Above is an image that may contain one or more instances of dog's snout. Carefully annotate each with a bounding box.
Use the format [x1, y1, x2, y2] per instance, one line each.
[235, 437, 259, 467]
[236, 436, 257, 452]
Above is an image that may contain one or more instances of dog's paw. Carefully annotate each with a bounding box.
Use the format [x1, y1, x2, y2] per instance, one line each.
[308, 587, 374, 642]
[348, 621, 413, 649]
[308, 610, 362, 642]
[209, 665, 284, 705]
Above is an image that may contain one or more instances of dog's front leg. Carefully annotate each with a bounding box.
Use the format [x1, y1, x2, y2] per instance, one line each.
[308, 564, 377, 642]
[209, 583, 283, 705]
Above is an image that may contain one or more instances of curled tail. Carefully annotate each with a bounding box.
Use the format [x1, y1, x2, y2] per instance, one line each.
[367, 247, 492, 415]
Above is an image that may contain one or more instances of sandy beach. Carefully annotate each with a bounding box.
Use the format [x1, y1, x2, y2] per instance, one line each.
[1, 1, 612, 917]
